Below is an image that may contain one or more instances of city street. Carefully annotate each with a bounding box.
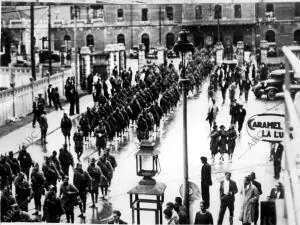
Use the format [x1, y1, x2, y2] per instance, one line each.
[0, 68, 284, 224]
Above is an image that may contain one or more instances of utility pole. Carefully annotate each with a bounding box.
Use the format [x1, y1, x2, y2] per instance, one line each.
[48, 5, 52, 75]
[31, 4, 36, 80]
[74, 5, 79, 90]
[131, 4, 133, 48]
[159, 6, 162, 45]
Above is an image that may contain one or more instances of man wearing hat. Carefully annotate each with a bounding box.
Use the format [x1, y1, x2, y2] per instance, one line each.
[250, 172, 262, 225]
[87, 158, 102, 207]
[217, 172, 238, 225]
[200, 156, 212, 209]
[47, 84, 53, 107]
[37, 94, 46, 114]
[108, 210, 127, 224]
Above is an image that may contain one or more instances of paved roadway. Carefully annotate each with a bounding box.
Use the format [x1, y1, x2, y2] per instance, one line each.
[0, 59, 284, 224]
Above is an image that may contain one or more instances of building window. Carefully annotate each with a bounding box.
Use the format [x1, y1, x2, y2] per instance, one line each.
[117, 8, 123, 21]
[266, 30, 275, 42]
[64, 35, 72, 50]
[214, 5, 222, 19]
[91, 5, 104, 19]
[195, 5, 202, 19]
[142, 8, 148, 21]
[117, 34, 125, 45]
[141, 33, 150, 52]
[266, 3, 274, 18]
[234, 4, 241, 18]
[70, 6, 80, 20]
[166, 6, 173, 20]
[166, 33, 175, 49]
[86, 34, 94, 46]
[294, 30, 300, 44]
[295, 3, 300, 17]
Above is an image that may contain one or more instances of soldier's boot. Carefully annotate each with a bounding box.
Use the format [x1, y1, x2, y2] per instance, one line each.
[229, 216, 233, 225]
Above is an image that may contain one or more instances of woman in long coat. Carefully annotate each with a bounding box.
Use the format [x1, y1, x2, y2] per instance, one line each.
[218, 125, 227, 161]
[239, 176, 260, 225]
[210, 124, 219, 161]
[61, 113, 72, 145]
[227, 125, 238, 160]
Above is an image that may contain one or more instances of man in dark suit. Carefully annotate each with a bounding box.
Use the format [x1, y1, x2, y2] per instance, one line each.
[273, 142, 284, 179]
[217, 172, 238, 225]
[250, 172, 262, 225]
[201, 156, 212, 209]
[268, 182, 284, 200]
[108, 210, 127, 224]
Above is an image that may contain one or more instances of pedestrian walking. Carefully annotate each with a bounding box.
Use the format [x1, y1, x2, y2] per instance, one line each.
[229, 100, 239, 125]
[61, 113, 72, 145]
[250, 172, 262, 225]
[73, 126, 84, 162]
[42, 156, 61, 191]
[194, 201, 214, 225]
[69, 89, 76, 116]
[73, 163, 91, 218]
[237, 105, 246, 134]
[14, 172, 33, 212]
[206, 99, 219, 129]
[43, 185, 64, 223]
[95, 121, 108, 156]
[273, 142, 284, 179]
[227, 125, 237, 161]
[79, 113, 90, 142]
[217, 172, 238, 225]
[87, 158, 102, 207]
[31, 162, 45, 216]
[210, 124, 219, 161]
[17, 145, 33, 180]
[229, 83, 236, 103]
[220, 79, 229, 104]
[53, 87, 63, 110]
[47, 84, 53, 107]
[59, 144, 74, 178]
[200, 156, 212, 209]
[37, 93, 46, 113]
[40, 111, 48, 144]
[59, 176, 79, 224]
[32, 97, 40, 128]
[7, 151, 20, 178]
[241, 78, 252, 102]
[218, 125, 227, 162]
[97, 156, 113, 199]
[239, 176, 259, 225]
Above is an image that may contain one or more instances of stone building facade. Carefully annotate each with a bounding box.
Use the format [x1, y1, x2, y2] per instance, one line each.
[2, 2, 300, 55]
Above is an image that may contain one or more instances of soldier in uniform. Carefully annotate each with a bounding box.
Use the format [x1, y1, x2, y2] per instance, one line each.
[6, 151, 20, 179]
[95, 121, 108, 156]
[43, 185, 64, 223]
[31, 162, 45, 216]
[0, 155, 13, 190]
[97, 156, 113, 199]
[17, 145, 33, 180]
[59, 176, 79, 223]
[61, 113, 72, 145]
[87, 158, 102, 207]
[37, 93, 46, 114]
[79, 113, 90, 142]
[14, 172, 33, 212]
[40, 111, 48, 144]
[42, 156, 61, 191]
[59, 144, 74, 178]
[73, 163, 91, 218]
[73, 126, 84, 162]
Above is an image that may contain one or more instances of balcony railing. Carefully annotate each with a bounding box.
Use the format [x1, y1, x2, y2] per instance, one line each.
[281, 46, 300, 225]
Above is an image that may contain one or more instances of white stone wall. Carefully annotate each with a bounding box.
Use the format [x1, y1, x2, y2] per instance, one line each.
[0, 69, 73, 125]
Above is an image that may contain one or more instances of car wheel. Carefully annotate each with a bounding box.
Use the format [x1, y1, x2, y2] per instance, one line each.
[267, 89, 276, 100]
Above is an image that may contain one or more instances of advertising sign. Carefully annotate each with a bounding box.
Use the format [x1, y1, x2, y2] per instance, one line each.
[247, 113, 285, 142]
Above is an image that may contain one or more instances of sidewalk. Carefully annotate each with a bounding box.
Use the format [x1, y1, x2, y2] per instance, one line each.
[0, 94, 94, 154]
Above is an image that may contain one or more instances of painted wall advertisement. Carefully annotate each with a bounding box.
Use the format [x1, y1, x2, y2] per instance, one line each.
[247, 113, 285, 142]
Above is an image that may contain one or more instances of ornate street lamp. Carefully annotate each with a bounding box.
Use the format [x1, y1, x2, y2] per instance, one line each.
[136, 140, 160, 185]
[173, 29, 194, 224]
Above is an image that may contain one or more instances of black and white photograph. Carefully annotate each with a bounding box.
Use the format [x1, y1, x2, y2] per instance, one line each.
[0, 0, 299, 224]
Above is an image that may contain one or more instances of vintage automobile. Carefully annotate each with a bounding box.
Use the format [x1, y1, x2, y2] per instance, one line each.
[39, 49, 60, 63]
[146, 47, 158, 59]
[253, 69, 299, 100]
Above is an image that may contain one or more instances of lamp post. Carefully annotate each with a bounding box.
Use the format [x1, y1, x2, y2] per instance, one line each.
[173, 29, 194, 224]
[74, 5, 79, 91]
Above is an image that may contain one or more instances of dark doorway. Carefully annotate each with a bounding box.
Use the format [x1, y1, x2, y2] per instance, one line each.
[141, 33, 150, 52]
[294, 30, 300, 44]
[117, 34, 125, 45]
[233, 32, 243, 45]
[86, 34, 94, 46]
[166, 33, 175, 49]
[194, 32, 204, 48]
